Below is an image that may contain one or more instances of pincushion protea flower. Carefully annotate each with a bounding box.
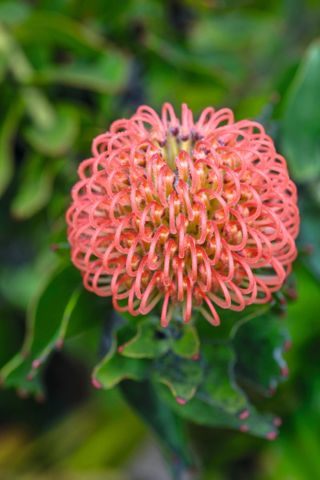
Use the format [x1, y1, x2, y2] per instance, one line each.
[66, 103, 299, 327]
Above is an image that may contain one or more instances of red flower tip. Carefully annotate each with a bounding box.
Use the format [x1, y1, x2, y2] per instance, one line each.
[67, 103, 299, 326]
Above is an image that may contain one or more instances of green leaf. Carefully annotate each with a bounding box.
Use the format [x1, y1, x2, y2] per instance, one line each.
[0, 22, 33, 83]
[200, 343, 248, 415]
[298, 193, 320, 281]
[287, 264, 320, 349]
[282, 41, 320, 181]
[26, 264, 109, 364]
[153, 312, 282, 439]
[66, 290, 111, 340]
[0, 352, 44, 398]
[120, 320, 170, 359]
[190, 12, 281, 56]
[34, 54, 130, 93]
[153, 353, 203, 403]
[0, 49, 7, 82]
[120, 380, 198, 477]
[158, 384, 278, 440]
[24, 104, 79, 157]
[233, 312, 289, 395]
[196, 303, 270, 342]
[171, 325, 200, 359]
[146, 32, 241, 86]
[0, 1, 31, 25]
[93, 348, 148, 389]
[14, 11, 107, 53]
[0, 263, 42, 310]
[0, 264, 80, 378]
[0, 263, 106, 395]
[10, 154, 53, 219]
[120, 319, 199, 360]
[0, 99, 24, 197]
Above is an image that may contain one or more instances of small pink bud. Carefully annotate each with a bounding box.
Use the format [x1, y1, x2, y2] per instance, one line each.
[266, 431, 277, 441]
[176, 397, 187, 405]
[268, 386, 276, 396]
[279, 296, 287, 305]
[302, 244, 314, 255]
[273, 416, 282, 427]
[32, 359, 41, 370]
[284, 340, 292, 351]
[91, 377, 102, 389]
[56, 338, 64, 349]
[239, 409, 250, 420]
[286, 288, 297, 300]
[239, 424, 249, 433]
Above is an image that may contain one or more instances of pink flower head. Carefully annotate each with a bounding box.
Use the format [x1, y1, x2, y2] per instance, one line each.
[66, 103, 299, 327]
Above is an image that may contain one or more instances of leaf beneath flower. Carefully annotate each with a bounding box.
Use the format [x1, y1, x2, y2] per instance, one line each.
[158, 384, 278, 440]
[171, 325, 200, 359]
[120, 319, 199, 360]
[200, 343, 248, 415]
[120, 320, 171, 359]
[233, 312, 289, 395]
[153, 352, 203, 403]
[93, 349, 149, 389]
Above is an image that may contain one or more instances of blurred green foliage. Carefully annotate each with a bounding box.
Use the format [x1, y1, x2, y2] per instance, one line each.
[1, 0, 320, 479]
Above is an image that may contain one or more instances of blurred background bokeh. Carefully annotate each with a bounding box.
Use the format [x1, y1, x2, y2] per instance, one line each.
[1, 0, 320, 479]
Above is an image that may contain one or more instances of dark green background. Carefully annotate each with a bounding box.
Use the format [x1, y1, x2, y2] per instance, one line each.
[1, 0, 320, 478]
